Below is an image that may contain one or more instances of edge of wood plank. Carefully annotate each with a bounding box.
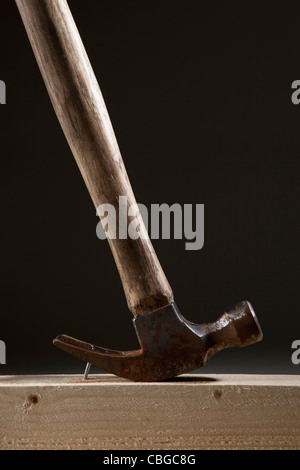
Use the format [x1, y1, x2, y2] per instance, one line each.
[0, 373, 299, 387]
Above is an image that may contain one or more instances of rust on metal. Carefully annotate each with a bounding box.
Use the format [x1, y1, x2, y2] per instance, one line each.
[54, 301, 263, 381]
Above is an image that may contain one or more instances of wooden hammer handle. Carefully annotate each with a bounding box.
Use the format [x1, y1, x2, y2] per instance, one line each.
[15, 0, 174, 317]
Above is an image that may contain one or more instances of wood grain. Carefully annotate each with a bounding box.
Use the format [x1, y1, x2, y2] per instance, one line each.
[15, 0, 174, 316]
[0, 373, 299, 450]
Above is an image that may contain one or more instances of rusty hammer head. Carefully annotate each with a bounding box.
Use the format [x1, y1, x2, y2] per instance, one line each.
[54, 300, 262, 381]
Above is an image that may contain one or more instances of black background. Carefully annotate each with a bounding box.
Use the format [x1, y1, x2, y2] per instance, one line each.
[0, 0, 299, 375]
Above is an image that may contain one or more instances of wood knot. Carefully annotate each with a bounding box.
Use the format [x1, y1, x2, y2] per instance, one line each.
[214, 389, 222, 400]
[28, 394, 39, 405]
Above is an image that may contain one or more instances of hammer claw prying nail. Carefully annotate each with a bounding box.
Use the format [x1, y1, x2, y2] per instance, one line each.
[16, 0, 263, 382]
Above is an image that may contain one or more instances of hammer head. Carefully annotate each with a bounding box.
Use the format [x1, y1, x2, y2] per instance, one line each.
[54, 300, 262, 381]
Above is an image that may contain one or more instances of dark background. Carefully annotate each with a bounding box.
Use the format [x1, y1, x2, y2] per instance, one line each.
[0, 0, 299, 375]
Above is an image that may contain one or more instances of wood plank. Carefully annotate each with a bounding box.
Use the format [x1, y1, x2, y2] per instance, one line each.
[0, 374, 299, 450]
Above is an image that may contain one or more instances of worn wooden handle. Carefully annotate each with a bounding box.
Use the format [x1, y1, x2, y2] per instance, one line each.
[15, 0, 174, 317]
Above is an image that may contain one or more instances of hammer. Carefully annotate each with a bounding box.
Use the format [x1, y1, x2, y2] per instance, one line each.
[15, 0, 263, 381]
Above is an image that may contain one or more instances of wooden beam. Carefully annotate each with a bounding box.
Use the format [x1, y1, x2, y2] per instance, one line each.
[0, 374, 299, 450]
